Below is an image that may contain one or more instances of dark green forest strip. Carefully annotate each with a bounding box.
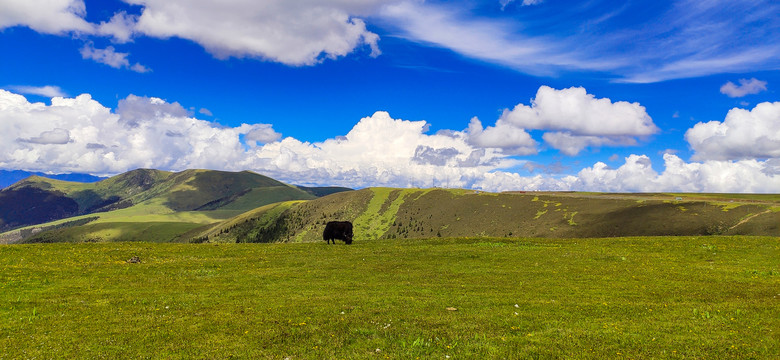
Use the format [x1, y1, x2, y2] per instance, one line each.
[1, 236, 778, 359]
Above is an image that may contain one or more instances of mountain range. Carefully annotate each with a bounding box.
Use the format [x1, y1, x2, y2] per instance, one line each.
[1, 169, 778, 244]
[0, 169, 348, 243]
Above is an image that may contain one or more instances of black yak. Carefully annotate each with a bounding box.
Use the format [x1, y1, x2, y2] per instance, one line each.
[323, 221, 353, 245]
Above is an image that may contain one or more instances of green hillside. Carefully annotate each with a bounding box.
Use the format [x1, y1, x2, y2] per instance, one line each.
[192, 188, 780, 243]
[0, 169, 349, 243]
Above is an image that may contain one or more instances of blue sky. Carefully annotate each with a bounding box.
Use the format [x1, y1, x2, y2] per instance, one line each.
[1, 0, 779, 192]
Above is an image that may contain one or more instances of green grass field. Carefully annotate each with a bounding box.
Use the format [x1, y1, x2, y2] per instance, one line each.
[2, 236, 778, 359]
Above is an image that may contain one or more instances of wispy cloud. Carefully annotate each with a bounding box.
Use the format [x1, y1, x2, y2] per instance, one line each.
[379, 2, 619, 77]
[380, 0, 780, 82]
[80, 43, 151, 73]
[720, 78, 768, 98]
[5, 85, 66, 98]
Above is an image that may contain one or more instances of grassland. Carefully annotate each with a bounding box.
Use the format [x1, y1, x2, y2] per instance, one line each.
[2, 236, 778, 359]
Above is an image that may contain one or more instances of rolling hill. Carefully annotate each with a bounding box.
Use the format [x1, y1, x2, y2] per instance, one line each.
[2, 170, 778, 244]
[187, 188, 780, 243]
[0, 169, 351, 243]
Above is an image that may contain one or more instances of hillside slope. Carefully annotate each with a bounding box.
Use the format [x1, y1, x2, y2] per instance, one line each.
[0, 169, 349, 240]
[190, 188, 780, 243]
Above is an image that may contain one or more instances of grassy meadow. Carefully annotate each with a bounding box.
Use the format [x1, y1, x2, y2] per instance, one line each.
[1, 236, 778, 359]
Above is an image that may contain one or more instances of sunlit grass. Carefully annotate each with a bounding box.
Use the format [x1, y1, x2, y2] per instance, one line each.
[1, 236, 778, 359]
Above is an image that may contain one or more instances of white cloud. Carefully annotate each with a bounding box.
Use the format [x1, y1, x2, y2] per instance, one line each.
[2, 0, 388, 67]
[251, 111, 514, 188]
[720, 78, 768, 98]
[4, 85, 66, 98]
[2, 88, 778, 193]
[472, 86, 657, 155]
[0, 90, 511, 189]
[379, 2, 603, 77]
[686, 102, 780, 161]
[471, 154, 780, 193]
[475, 171, 576, 192]
[245, 124, 282, 145]
[129, 63, 151, 73]
[573, 154, 780, 193]
[501, 86, 657, 136]
[380, 1, 780, 82]
[123, 0, 385, 65]
[0, 0, 93, 34]
[96, 11, 137, 43]
[466, 117, 537, 155]
[79, 43, 151, 73]
[0, 90, 276, 175]
[5, 1, 777, 81]
[478, 154, 780, 193]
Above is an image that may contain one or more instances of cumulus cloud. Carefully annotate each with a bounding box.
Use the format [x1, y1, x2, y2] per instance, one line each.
[0, 89, 277, 174]
[2, 88, 778, 193]
[251, 111, 514, 188]
[475, 154, 780, 193]
[123, 0, 384, 65]
[0, 0, 93, 34]
[116, 95, 190, 127]
[685, 102, 780, 161]
[4, 85, 66, 98]
[474, 172, 576, 193]
[501, 86, 657, 136]
[572, 154, 780, 193]
[471, 86, 657, 155]
[466, 117, 537, 155]
[0, 90, 513, 189]
[720, 78, 768, 98]
[245, 124, 282, 145]
[80, 43, 151, 73]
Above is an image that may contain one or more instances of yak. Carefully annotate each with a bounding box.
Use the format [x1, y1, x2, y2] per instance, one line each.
[323, 221, 353, 245]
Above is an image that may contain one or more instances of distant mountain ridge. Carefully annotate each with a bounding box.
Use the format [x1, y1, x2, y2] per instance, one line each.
[3, 171, 778, 245]
[0, 170, 106, 189]
[0, 168, 351, 234]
